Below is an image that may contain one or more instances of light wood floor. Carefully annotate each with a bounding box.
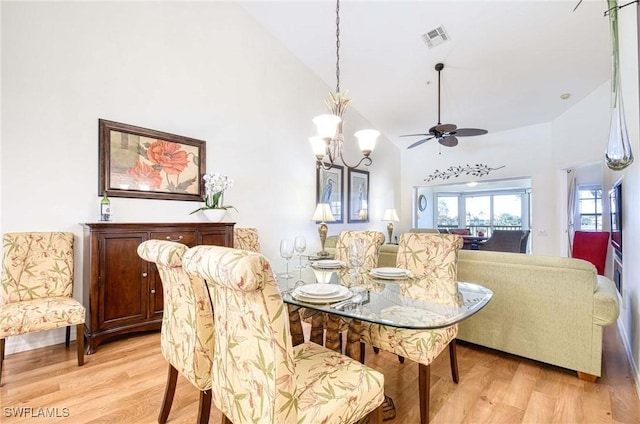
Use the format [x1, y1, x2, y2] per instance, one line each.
[1, 325, 638, 424]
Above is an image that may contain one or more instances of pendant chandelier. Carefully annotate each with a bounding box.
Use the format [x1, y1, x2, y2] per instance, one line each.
[309, 0, 379, 171]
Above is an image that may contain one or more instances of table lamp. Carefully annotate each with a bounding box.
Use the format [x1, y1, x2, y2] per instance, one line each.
[382, 208, 400, 244]
[312, 203, 335, 257]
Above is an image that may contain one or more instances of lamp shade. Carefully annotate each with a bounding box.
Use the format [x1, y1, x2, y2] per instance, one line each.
[354, 129, 380, 153]
[313, 114, 341, 139]
[382, 208, 399, 222]
[309, 136, 327, 157]
[312, 203, 335, 222]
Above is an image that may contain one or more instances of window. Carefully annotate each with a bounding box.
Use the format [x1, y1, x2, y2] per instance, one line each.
[436, 190, 529, 236]
[578, 186, 602, 230]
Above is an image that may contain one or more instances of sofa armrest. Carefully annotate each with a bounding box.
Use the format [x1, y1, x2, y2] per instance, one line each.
[593, 275, 620, 326]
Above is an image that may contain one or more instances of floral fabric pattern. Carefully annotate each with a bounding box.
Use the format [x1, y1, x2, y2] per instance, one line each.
[183, 245, 384, 424]
[233, 227, 261, 253]
[0, 232, 84, 339]
[137, 240, 214, 391]
[334, 230, 385, 270]
[361, 233, 463, 365]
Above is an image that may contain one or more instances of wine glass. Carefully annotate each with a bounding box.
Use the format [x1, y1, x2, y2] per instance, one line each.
[294, 236, 307, 269]
[348, 238, 365, 277]
[280, 239, 295, 279]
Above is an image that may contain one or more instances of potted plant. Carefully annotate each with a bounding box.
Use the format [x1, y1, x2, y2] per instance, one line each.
[190, 173, 236, 221]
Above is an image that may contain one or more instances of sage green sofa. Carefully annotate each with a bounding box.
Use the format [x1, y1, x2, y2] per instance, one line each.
[377, 245, 620, 380]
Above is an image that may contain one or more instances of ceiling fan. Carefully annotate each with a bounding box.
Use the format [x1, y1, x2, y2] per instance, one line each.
[402, 63, 488, 149]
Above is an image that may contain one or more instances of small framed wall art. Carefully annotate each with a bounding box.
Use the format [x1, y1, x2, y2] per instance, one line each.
[348, 168, 369, 223]
[316, 163, 344, 223]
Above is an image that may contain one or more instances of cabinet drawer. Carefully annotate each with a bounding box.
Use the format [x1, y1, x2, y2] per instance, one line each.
[150, 231, 196, 246]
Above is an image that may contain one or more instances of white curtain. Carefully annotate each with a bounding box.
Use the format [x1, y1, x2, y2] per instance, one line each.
[567, 169, 577, 256]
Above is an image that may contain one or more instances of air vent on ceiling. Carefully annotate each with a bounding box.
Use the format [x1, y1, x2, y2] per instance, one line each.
[422, 25, 449, 48]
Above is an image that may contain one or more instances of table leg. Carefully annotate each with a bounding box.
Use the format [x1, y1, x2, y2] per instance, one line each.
[325, 314, 342, 352]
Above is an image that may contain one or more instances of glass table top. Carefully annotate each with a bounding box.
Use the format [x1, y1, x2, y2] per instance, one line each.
[276, 265, 493, 330]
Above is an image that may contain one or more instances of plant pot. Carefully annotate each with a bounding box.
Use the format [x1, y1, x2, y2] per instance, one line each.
[201, 209, 227, 222]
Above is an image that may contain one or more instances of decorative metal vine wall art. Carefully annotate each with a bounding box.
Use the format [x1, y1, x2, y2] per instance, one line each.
[424, 164, 506, 182]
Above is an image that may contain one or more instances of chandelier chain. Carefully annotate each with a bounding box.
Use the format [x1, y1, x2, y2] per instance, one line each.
[335, 0, 340, 94]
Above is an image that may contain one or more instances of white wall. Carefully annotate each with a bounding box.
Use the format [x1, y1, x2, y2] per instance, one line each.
[614, 4, 640, 396]
[0, 2, 400, 354]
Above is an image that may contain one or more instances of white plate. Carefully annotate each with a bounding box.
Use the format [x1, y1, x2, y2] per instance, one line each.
[298, 284, 341, 297]
[311, 260, 344, 269]
[291, 287, 352, 304]
[371, 267, 410, 277]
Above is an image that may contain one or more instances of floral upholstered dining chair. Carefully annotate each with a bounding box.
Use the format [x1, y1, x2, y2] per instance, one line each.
[360, 232, 463, 424]
[183, 245, 385, 424]
[137, 240, 214, 424]
[334, 230, 385, 271]
[0, 232, 85, 385]
[232, 227, 261, 252]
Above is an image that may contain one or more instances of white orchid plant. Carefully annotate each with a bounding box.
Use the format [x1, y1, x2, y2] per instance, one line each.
[190, 173, 236, 214]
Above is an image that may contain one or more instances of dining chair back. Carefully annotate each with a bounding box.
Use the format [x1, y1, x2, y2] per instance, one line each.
[477, 229, 529, 253]
[572, 231, 610, 275]
[334, 230, 385, 270]
[137, 240, 214, 424]
[183, 245, 385, 424]
[0, 232, 84, 385]
[233, 227, 261, 252]
[361, 233, 464, 424]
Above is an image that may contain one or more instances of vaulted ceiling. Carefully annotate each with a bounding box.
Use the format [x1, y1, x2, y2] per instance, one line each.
[242, 0, 611, 150]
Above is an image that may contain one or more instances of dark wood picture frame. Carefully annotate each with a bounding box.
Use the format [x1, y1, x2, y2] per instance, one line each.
[99, 119, 206, 201]
[316, 163, 344, 223]
[348, 168, 370, 223]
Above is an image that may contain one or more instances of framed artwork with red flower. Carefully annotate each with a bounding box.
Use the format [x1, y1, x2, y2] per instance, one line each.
[99, 119, 206, 201]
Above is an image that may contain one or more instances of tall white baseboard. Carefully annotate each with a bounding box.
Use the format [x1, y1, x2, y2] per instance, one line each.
[4, 328, 73, 355]
[617, 320, 640, 400]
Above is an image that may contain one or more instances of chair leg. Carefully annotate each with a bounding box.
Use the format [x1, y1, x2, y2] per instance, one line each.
[197, 389, 212, 424]
[65, 326, 71, 347]
[373, 346, 380, 354]
[222, 415, 232, 424]
[449, 340, 459, 384]
[0, 338, 5, 385]
[368, 403, 384, 424]
[76, 324, 85, 366]
[419, 363, 431, 424]
[158, 365, 179, 424]
[359, 342, 366, 364]
[398, 355, 405, 363]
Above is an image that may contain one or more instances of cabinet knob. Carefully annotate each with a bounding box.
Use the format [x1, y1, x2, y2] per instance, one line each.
[165, 235, 184, 242]
[150, 289, 156, 294]
[142, 272, 148, 277]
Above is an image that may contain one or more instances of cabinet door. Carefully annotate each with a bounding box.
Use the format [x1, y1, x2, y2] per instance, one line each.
[199, 225, 234, 247]
[98, 232, 149, 330]
[148, 230, 197, 317]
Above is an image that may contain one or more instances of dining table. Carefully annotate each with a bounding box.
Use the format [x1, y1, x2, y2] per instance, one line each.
[275, 260, 494, 420]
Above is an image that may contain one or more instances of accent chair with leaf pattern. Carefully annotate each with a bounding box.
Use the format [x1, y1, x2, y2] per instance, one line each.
[182, 245, 385, 424]
[137, 240, 214, 424]
[232, 227, 261, 253]
[0, 232, 85, 385]
[334, 230, 385, 270]
[360, 233, 464, 424]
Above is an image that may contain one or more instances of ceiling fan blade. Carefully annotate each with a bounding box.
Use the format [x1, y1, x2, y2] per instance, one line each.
[435, 123, 457, 133]
[400, 133, 431, 137]
[407, 136, 435, 149]
[453, 128, 488, 137]
[439, 136, 459, 147]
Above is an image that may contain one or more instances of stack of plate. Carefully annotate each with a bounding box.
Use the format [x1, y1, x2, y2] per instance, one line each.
[291, 284, 352, 304]
[370, 267, 411, 280]
[311, 260, 344, 269]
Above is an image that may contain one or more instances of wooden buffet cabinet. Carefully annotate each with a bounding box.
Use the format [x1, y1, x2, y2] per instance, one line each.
[82, 222, 234, 354]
